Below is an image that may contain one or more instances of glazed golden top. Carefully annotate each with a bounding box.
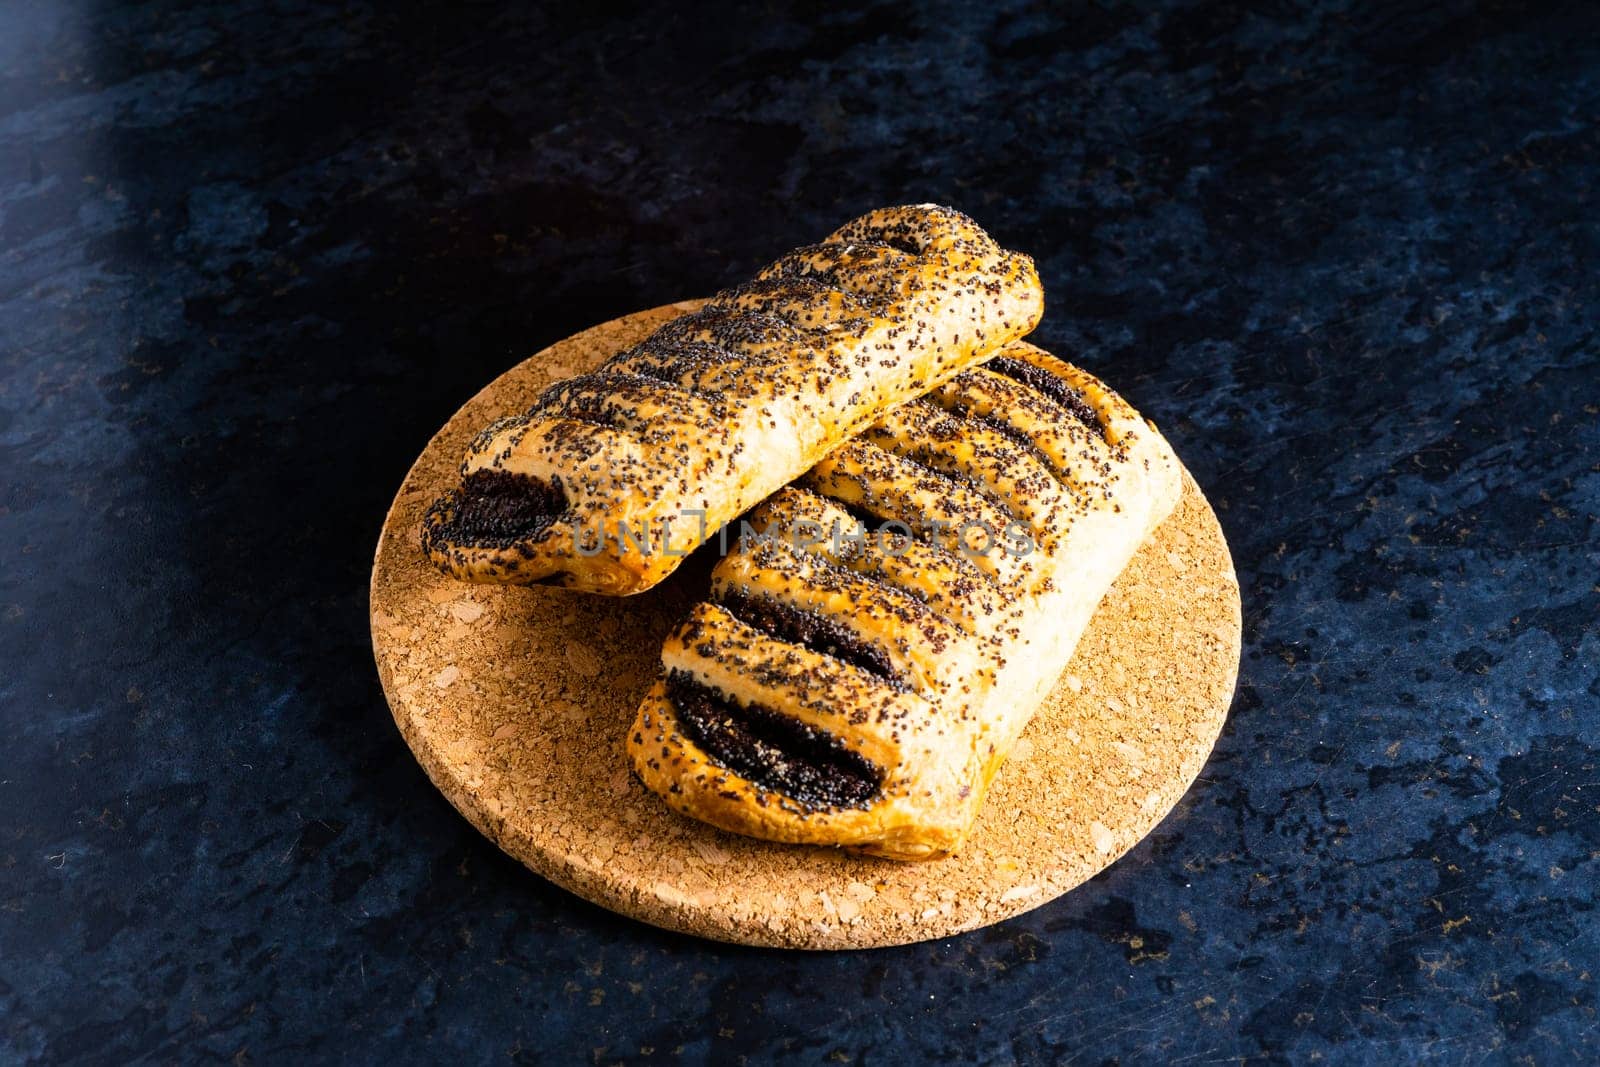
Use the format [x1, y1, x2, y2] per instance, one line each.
[422, 204, 1043, 594]
[628, 343, 1184, 859]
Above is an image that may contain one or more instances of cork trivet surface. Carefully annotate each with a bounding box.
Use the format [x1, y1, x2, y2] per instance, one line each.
[371, 301, 1242, 950]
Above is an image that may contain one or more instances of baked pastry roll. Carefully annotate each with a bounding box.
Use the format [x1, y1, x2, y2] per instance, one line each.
[422, 204, 1043, 595]
[627, 342, 1183, 860]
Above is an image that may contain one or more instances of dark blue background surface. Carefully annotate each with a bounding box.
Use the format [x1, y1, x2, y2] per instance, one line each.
[2, 2, 1597, 1062]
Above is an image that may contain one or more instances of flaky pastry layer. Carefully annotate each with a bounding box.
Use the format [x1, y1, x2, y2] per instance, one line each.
[627, 342, 1182, 859]
[422, 204, 1042, 594]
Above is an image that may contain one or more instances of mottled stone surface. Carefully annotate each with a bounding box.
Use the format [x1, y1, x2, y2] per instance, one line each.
[1, 2, 1596, 1063]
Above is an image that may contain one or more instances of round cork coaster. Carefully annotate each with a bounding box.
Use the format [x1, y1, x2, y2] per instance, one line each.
[371, 301, 1241, 950]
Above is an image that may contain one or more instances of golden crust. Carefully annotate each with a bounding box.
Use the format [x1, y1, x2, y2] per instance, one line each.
[421, 204, 1043, 595]
[627, 340, 1184, 860]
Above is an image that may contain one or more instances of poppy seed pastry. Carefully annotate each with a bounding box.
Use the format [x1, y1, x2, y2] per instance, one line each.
[626, 341, 1183, 860]
[421, 205, 1043, 595]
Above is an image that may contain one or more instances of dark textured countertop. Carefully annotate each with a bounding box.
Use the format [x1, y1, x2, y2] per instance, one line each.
[3, 2, 1597, 1062]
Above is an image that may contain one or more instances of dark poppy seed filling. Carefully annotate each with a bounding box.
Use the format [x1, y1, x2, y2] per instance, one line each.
[428, 469, 566, 549]
[832, 498, 894, 539]
[984, 356, 1104, 438]
[666, 671, 881, 810]
[717, 590, 901, 682]
[901, 457, 1027, 526]
[953, 405, 1069, 480]
[866, 229, 924, 256]
[828, 498, 935, 557]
